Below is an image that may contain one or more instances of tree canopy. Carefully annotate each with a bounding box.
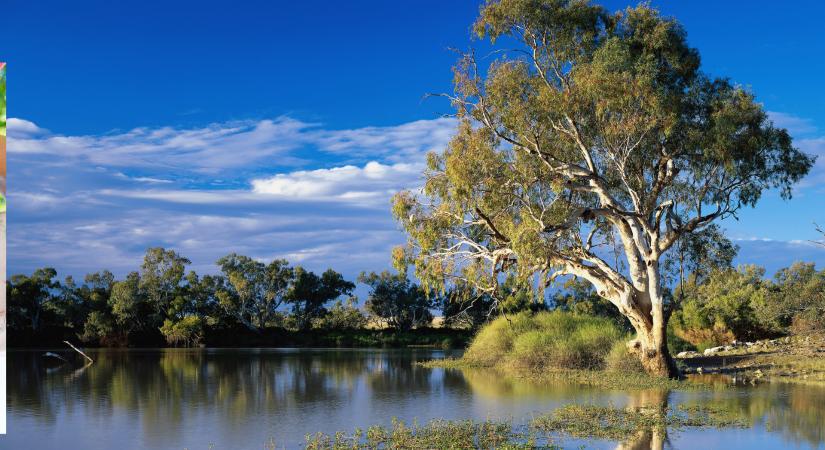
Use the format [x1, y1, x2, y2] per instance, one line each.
[393, 0, 814, 376]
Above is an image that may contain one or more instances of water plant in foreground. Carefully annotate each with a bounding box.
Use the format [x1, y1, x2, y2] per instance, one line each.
[304, 418, 543, 450]
[302, 404, 746, 449]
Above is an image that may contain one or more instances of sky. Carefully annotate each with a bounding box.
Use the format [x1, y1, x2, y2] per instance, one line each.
[2, 0, 825, 285]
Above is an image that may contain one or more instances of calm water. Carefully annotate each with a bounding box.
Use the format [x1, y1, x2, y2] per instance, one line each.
[2, 348, 824, 449]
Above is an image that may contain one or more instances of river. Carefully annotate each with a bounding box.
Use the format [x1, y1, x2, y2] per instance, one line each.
[2, 348, 823, 449]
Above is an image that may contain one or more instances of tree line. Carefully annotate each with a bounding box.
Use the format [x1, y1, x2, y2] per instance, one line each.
[8, 239, 823, 349]
[7, 248, 446, 347]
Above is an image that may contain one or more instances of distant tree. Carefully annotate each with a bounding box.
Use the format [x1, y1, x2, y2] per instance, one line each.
[358, 271, 433, 331]
[139, 247, 191, 324]
[393, 1, 813, 376]
[288, 268, 355, 331]
[671, 265, 772, 345]
[109, 272, 146, 337]
[311, 297, 368, 330]
[439, 282, 497, 329]
[183, 271, 223, 325]
[670, 224, 739, 294]
[760, 262, 825, 334]
[50, 275, 85, 330]
[7, 268, 59, 331]
[79, 271, 118, 344]
[215, 254, 293, 332]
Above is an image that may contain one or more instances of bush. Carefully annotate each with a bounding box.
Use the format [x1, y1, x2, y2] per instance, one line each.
[463, 311, 624, 371]
[671, 265, 773, 346]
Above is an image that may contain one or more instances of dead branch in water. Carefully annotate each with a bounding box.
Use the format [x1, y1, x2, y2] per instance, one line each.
[63, 340, 94, 364]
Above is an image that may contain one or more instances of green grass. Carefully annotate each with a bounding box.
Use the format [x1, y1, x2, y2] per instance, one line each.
[463, 311, 624, 371]
[420, 311, 716, 390]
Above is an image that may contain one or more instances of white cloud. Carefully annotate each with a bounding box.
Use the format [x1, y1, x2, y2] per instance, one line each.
[7, 116, 457, 175]
[313, 117, 457, 162]
[251, 161, 423, 203]
[7, 116, 457, 279]
[768, 111, 818, 135]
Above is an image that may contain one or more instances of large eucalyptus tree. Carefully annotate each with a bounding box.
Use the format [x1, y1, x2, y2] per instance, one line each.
[393, 0, 814, 376]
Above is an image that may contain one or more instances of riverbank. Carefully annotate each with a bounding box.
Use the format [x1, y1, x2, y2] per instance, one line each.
[677, 333, 825, 383]
[10, 327, 473, 350]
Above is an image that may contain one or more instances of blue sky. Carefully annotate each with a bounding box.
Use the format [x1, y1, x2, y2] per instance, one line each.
[3, 0, 825, 282]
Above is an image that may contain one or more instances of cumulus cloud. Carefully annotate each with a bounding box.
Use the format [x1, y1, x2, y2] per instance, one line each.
[251, 161, 423, 203]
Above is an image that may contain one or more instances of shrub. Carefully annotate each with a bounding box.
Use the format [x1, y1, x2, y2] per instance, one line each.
[463, 311, 624, 371]
[671, 265, 773, 346]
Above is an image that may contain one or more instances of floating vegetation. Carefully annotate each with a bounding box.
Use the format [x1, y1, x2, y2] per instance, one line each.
[532, 404, 747, 440]
[304, 418, 546, 450]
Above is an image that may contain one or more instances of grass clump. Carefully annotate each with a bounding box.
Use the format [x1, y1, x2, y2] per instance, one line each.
[304, 418, 546, 449]
[605, 340, 645, 374]
[463, 311, 623, 371]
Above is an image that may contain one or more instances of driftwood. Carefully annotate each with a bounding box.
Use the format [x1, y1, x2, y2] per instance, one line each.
[63, 340, 94, 364]
[42, 351, 69, 363]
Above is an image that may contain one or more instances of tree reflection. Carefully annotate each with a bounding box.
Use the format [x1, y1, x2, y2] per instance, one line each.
[615, 389, 669, 450]
[6, 351, 825, 448]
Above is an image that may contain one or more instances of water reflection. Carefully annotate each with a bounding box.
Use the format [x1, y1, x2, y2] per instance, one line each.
[4, 349, 825, 449]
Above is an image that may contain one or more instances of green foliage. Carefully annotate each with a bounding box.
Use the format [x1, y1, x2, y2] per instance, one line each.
[79, 310, 116, 344]
[160, 315, 204, 347]
[464, 310, 623, 370]
[7, 268, 59, 331]
[216, 254, 292, 332]
[311, 297, 368, 331]
[759, 262, 825, 334]
[358, 271, 433, 331]
[671, 265, 774, 345]
[109, 272, 146, 334]
[289, 267, 355, 331]
[140, 247, 191, 323]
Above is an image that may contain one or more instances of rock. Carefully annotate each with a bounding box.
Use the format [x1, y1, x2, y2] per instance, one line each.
[696, 367, 703, 373]
[676, 351, 698, 358]
[704, 346, 725, 355]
